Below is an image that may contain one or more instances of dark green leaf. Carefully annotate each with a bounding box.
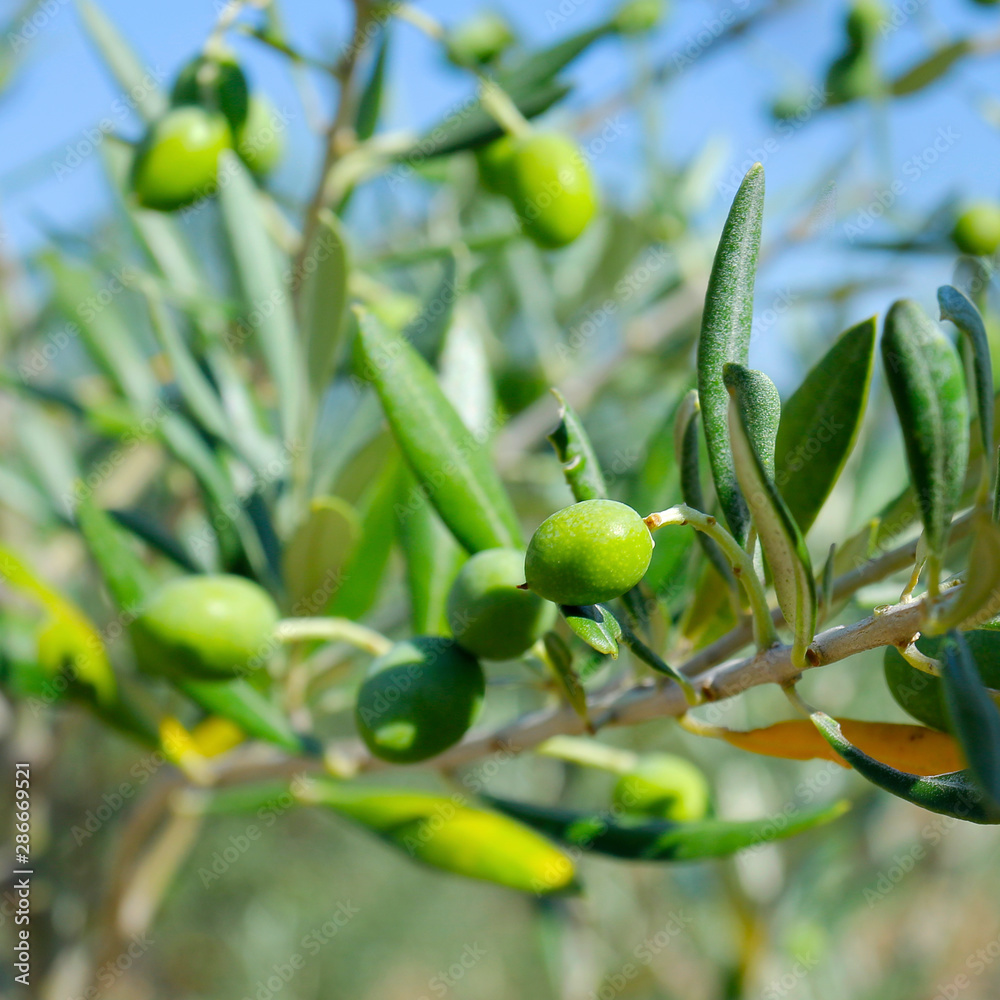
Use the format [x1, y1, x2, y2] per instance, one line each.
[561, 604, 621, 658]
[890, 39, 972, 97]
[355, 29, 390, 141]
[697, 163, 765, 545]
[542, 631, 588, 722]
[774, 317, 876, 534]
[547, 389, 607, 502]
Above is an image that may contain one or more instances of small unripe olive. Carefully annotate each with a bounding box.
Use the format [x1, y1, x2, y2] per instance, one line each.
[845, 0, 884, 47]
[475, 134, 517, 197]
[612, 0, 665, 34]
[355, 637, 485, 763]
[612, 753, 711, 821]
[508, 133, 597, 249]
[525, 499, 653, 606]
[446, 548, 556, 660]
[952, 202, 1000, 257]
[445, 11, 515, 66]
[236, 96, 285, 177]
[171, 52, 249, 132]
[131, 574, 279, 679]
[131, 106, 232, 212]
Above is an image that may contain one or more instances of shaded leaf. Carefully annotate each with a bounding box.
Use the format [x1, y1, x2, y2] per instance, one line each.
[542, 631, 589, 722]
[561, 603, 620, 658]
[283, 497, 360, 614]
[355, 29, 389, 141]
[890, 39, 972, 97]
[547, 389, 607, 502]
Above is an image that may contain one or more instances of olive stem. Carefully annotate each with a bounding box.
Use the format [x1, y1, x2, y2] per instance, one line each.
[275, 617, 393, 656]
[676, 713, 731, 740]
[477, 77, 533, 138]
[644, 504, 780, 652]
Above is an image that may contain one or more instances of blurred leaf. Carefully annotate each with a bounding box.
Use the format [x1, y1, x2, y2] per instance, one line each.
[774, 317, 876, 534]
[727, 363, 815, 666]
[303, 780, 577, 894]
[940, 630, 1000, 812]
[542, 631, 589, 722]
[890, 39, 972, 97]
[283, 496, 361, 614]
[300, 210, 350, 397]
[811, 711, 998, 823]
[355, 308, 521, 553]
[77, 0, 167, 122]
[403, 252, 461, 363]
[355, 29, 389, 141]
[719, 718, 964, 776]
[218, 151, 306, 445]
[498, 21, 612, 92]
[485, 795, 850, 861]
[560, 604, 621, 658]
[697, 163, 764, 545]
[934, 512, 1000, 632]
[547, 389, 607, 502]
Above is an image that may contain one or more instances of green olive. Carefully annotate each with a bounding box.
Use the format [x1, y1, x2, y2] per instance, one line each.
[475, 134, 517, 197]
[524, 499, 653, 607]
[236, 95, 285, 177]
[131, 574, 279, 679]
[446, 548, 556, 660]
[612, 753, 711, 821]
[445, 11, 515, 66]
[845, 0, 884, 47]
[131, 106, 232, 212]
[171, 52, 249, 132]
[355, 637, 485, 763]
[612, 0, 666, 34]
[508, 133, 597, 249]
[884, 629, 1000, 732]
[952, 202, 1000, 257]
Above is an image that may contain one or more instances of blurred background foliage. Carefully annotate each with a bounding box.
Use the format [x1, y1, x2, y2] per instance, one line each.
[4, 0, 1000, 998]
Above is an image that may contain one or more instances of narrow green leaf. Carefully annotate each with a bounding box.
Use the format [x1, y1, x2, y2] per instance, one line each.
[542, 631, 589, 722]
[697, 163, 765, 545]
[355, 29, 389, 141]
[940, 630, 1000, 813]
[614, 612, 696, 701]
[933, 512, 1000, 632]
[302, 780, 577, 894]
[484, 795, 849, 861]
[300, 210, 350, 397]
[77, 0, 167, 122]
[283, 497, 360, 615]
[726, 364, 815, 666]
[561, 604, 621, 658]
[881, 299, 969, 589]
[547, 389, 607, 502]
[218, 151, 305, 445]
[810, 711, 997, 823]
[497, 22, 612, 92]
[774, 317, 876, 533]
[355, 309, 521, 553]
[938, 285, 993, 490]
[403, 252, 461, 363]
[723, 364, 780, 477]
[890, 39, 972, 97]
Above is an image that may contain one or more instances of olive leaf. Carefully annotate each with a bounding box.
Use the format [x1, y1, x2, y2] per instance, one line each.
[718, 718, 963, 776]
[938, 284, 993, 495]
[542, 631, 589, 723]
[939, 630, 1000, 813]
[300, 210, 350, 397]
[354, 29, 390, 142]
[498, 22, 612, 93]
[697, 162, 765, 545]
[881, 299, 969, 593]
[560, 604, 621, 658]
[355, 308, 522, 553]
[547, 389, 607, 502]
[673, 389, 735, 588]
[810, 711, 998, 824]
[218, 151, 306, 446]
[725, 363, 816, 667]
[484, 795, 849, 861]
[932, 511, 1000, 632]
[774, 317, 876, 534]
[403, 252, 462, 363]
[890, 39, 972, 97]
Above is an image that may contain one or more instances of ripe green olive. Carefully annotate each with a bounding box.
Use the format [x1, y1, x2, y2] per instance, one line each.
[884, 629, 1000, 732]
[445, 11, 515, 66]
[612, 753, 711, 822]
[236, 96, 284, 177]
[612, 0, 665, 34]
[952, 202, 1000, 257]
[131, 574, 279, 680]
[508, 133, 597, 249]
[524, 499, 653, 606]
[475, 134, 517, 197]
[355, 637, 485, 763]
[171, 52, 249, 132]
[446, 548, 556, 660]
[131, 106, 232, 212]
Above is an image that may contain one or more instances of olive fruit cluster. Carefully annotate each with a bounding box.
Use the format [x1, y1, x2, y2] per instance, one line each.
[131, 52, 283, 212]
[475, 132, 597, 249]
[524, 499, 653, 607]
[951, 201, 1000, 257]
[131, 574, 279, 680]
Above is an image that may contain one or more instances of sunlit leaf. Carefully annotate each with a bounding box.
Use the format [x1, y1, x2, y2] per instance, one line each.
[547, 389, 607, 502]
[561, 603, 620, 658]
